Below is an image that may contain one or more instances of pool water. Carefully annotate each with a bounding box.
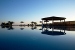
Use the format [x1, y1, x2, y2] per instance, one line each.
[0, 26, 75, 50]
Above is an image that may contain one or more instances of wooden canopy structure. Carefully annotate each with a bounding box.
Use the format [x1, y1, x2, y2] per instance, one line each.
[42, 16, 66, 20]
[41, 16, 66, 26]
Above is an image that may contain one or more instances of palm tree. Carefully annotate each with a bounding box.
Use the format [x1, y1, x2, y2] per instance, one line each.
[34, 22, 37, 26]
[40, 21, 42, 26]
[1, 22, 6, 26]
[8, 21, 14, 26]
[20, 21, 24, 25]
[40, 21, 42, 23]
[31, 21, 34, 26]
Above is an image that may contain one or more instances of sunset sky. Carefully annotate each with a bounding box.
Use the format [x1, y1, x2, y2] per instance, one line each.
[0, 0, 75, 24]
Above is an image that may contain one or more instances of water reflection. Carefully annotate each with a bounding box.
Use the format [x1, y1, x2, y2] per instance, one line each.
[40, 26, 75, 36]
[31, 26, 37, 30]
[41, 30, 66, 36]
[20, 28, 24, 30]
[0, 25, 75, 31]
[0, 26, 75, 50]
[1, 26, 6, 28]
[19, 25, 25, 27]
[41, 26, 66, 36]
[1, 25, 14, 30]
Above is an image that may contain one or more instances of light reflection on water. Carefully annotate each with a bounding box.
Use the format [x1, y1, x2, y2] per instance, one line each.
[0, 26, 75, 50]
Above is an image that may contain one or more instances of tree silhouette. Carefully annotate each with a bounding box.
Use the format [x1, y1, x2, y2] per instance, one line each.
[1, 21, 14, 26]
[1, 22, 6, 26]
[40, 21, 42, 23]
[8, 21, 14, 26]
[31, 21, 34, 26]
[40, 21, 42, 26]
[34, 22, 37, 26]
[20, 21, 24, 25]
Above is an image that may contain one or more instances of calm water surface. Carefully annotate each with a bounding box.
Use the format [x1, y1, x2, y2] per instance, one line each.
[0, 26, 75, 50]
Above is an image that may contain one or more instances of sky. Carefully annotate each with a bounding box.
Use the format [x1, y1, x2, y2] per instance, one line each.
[0, 0, 75, 25]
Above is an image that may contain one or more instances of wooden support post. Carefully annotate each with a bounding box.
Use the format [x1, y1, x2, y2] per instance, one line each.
[52, 19, 54, 26]
[64, 19, 65, 26]
[46, 20, 47, 27]
[60, 20, 61, 26]
[64, 29, 65, 33]
[42, 20, 43, 31]
[46, 20, 47, 24]
[42, 20, 43, 27]
[60, 20, 61, 22]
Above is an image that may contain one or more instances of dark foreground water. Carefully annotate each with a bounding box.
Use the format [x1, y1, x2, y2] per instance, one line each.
[0, 26, 75, 50]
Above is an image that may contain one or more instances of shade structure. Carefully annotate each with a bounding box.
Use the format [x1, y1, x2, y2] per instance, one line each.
[41, 16, 66, 27]
[42, 16, 66, 20]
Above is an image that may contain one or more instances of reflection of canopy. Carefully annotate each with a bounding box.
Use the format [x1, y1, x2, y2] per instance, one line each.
[41, 30, 66, 36]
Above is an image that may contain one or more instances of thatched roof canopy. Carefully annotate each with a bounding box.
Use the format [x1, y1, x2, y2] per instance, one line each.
[42, 16, 66, 20]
